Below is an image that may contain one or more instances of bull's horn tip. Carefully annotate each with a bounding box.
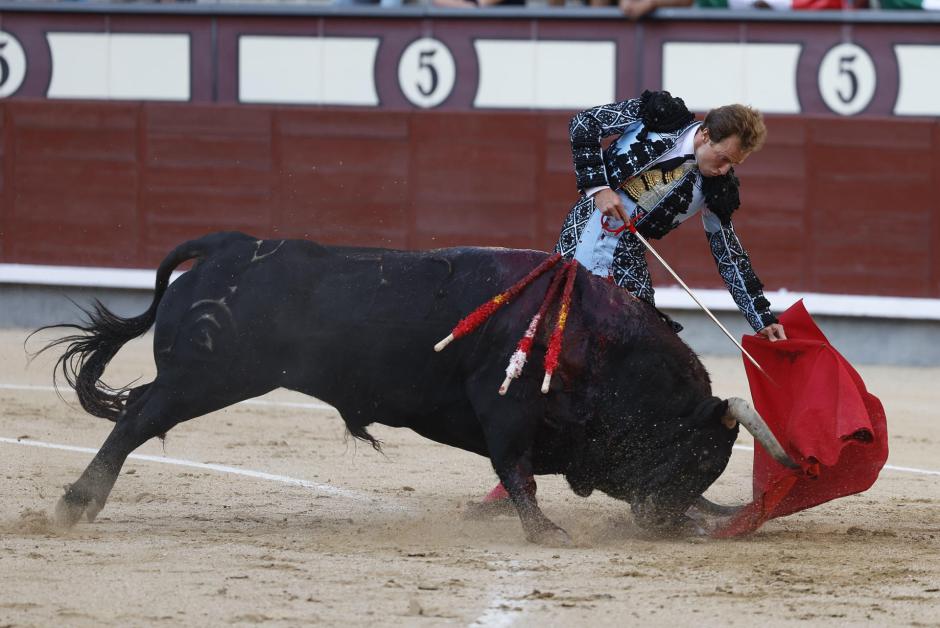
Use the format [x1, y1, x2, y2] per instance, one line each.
[727, 397, 800, 470]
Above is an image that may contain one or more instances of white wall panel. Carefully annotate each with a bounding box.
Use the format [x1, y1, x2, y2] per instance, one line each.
[894, 45, 940, 116]
[47, 33, 190, 101]
[239, 36, 379, 106]
[474, 40, 615, 109]
[663, 42, 801, 113]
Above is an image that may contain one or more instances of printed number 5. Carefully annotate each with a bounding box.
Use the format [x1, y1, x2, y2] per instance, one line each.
[398, 37, 455, 108]
[0, 42, 9, 88]
[818, 43, 876, 116]
[837, 55, 858, 105]
[417, 50, 439, 98]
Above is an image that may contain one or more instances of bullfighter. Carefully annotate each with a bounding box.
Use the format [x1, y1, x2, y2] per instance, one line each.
[479, 90, 787, 508]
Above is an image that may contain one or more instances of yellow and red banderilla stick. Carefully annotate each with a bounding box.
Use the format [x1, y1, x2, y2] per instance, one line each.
[499, 260, 568, 395]
[434, 253, 562, 353]
[540, 260, 578, 393]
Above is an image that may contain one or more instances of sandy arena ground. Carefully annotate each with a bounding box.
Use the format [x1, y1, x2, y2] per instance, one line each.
[1, 327, 938, 626]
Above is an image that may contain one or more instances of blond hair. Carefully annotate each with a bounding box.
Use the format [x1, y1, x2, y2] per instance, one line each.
[703, 104, 767, 153]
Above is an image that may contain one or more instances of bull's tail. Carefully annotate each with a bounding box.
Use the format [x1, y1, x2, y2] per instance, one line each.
[33, 233, 247, 421]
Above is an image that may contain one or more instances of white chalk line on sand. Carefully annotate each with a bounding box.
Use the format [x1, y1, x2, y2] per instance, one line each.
[470, 560, 533, 628]
[731, 444, 940, 477]
[0, 380, 529, 628]
[3, 382, 938, 478]
[2, 381, 530, 627]
[0, 435, 363, 499]
[2, 432, 524, 628]
[0, 382, 335, 412]
[1, 434, 526, 628]
[0, 384, 407, 510]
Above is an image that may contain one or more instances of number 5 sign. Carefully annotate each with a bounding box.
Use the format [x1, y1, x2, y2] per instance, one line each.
[0, 31, 26, 99]
[818, 42, 876, 116]
[398, 37, 456, 109]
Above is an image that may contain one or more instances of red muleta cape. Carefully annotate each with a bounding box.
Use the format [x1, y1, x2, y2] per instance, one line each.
[713, 300, 888, 537]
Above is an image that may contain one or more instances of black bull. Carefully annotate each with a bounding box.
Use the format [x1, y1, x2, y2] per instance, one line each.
[42, 231, 789, 544]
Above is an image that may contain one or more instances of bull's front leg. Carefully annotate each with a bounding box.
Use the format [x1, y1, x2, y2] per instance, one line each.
[468, 373, 572, 546]
[493, 456, 572, 547]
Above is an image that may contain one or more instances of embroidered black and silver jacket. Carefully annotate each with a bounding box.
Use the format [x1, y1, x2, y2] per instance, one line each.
[557, 90, 777, 332]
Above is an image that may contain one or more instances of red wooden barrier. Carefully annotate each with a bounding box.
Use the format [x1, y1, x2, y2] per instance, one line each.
[1, 101, 937, 299]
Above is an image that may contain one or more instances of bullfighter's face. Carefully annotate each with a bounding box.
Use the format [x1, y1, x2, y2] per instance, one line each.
[694, 129, 749, 178]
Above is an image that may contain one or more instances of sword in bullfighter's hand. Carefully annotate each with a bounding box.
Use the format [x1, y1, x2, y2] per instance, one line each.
[612, 216, 774, 383]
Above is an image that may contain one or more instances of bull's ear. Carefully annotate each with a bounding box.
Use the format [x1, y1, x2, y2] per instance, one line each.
[692, 396, 729, 427]
[711, 398, 730, 423]
[712, 398, 738, 429]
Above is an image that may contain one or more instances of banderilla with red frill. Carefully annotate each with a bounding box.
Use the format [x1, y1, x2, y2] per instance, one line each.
[433, 252, 579, 396]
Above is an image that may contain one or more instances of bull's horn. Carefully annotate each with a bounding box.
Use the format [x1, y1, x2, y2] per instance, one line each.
[692, 496, 744, 517]
[726, 397, 801, 470]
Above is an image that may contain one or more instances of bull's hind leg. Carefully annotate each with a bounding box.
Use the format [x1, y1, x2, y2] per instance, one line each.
[55, 376, 264, 527]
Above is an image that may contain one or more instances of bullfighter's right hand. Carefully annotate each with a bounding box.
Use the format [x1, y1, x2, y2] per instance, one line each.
[592, 188, 630, 225]
[758, 323, 787, 342]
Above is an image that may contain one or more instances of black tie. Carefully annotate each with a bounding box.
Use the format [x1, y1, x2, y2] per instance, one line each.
[655, 153, 695, 173]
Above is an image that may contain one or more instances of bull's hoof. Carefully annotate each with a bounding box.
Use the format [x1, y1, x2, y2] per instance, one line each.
[54, 495, 85, 528]
[54, 488, 102, 528]
[463, 498, 516, 520]
[527, 526, 573, 548]
[679, 519, 709, 537]
[639, 516, 709, 539]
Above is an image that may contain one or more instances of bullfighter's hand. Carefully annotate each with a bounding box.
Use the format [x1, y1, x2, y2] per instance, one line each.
[592, 188, 630, 225]
[758, 323, 787, 342]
